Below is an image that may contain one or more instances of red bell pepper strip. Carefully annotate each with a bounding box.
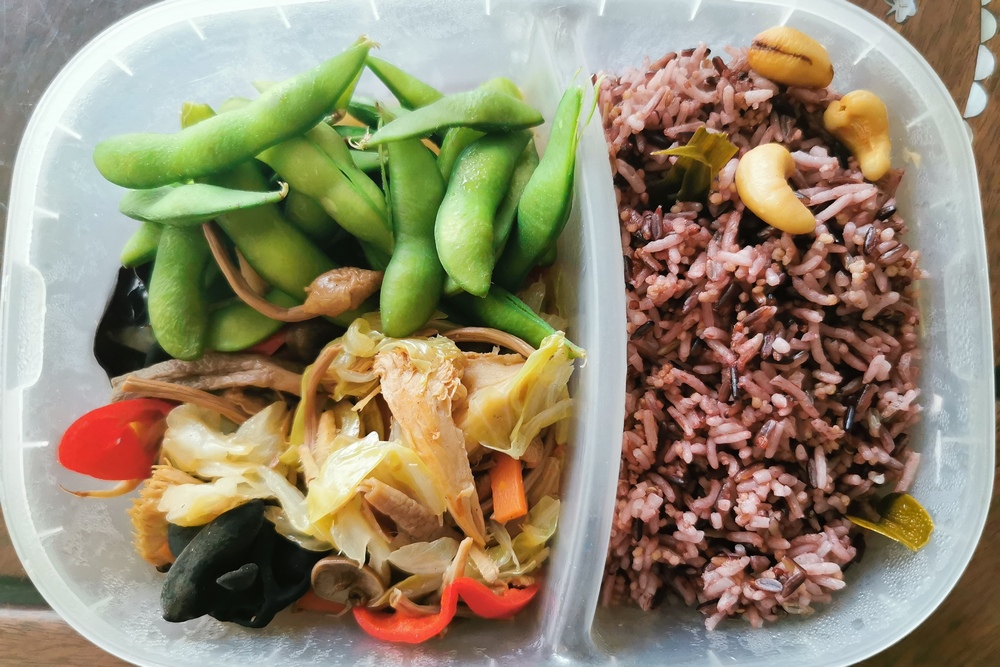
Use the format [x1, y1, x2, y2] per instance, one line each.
[352, 582, 458, 643]
[58, 399, 174, 481]
[452, 578, 540, 619]
[247, 329, 288, 356]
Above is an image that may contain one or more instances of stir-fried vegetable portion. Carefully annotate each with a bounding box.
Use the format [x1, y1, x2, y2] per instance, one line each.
[63, 316, 579, 640]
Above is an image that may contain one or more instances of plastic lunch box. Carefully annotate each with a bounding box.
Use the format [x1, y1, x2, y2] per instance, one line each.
[0, 0, 993, 665]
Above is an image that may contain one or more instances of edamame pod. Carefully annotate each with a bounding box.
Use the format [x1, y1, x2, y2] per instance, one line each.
[214, 162, 341, 303]
[435, 131, 531, 298]
[246, 85, 387, 219]
[492, 139, 539, 259]
[366, 56, 444, 109]
[537, 241, 558, 267]
[258, 137, 394, 257]
[437, 77, 522, 179]
[206, 290, 298, 352]
[442, 137, 540, 296]
[350, 150, 382, 173]
[380, 132, 448, 338]
[283, 189, 343, 244]
[119, 182, 288, 227]
[148, 225, 211, 360]
[121, 221, 162, 267]
[304, 122, 387, 218]
[334, 65, 364, 112]
[333, 125, 370, 142]
[94, 38, 375, 188]
[447, 286, 581, 356]
[346, 96, 382, 128]
[497, 85, 584, 291]
[180, 103, 340, 305]
[364, 88, 543, 146]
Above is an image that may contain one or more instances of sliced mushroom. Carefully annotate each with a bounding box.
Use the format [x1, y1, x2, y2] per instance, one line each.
[311, 556, 386, 609]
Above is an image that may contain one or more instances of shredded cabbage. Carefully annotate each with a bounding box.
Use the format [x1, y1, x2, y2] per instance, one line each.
[158, 476, 264, 526]
[512, 496, 560, 565]
[307, 433, 386, 522]
[161, 403, 288, 477]
[371, 573, 443, 608]
[484, 496, 560, 578]
[308, 434, 448, 524]
[320, 495, 392, 577]
[387, 537, 459, 575]
[459, 333, 575, 459]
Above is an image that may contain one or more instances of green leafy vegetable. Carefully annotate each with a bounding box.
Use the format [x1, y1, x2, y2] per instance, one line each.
[648, 127, 738, 205]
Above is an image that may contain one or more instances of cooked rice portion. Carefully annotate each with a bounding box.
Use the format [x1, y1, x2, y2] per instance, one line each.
[599, 45, 925, 629]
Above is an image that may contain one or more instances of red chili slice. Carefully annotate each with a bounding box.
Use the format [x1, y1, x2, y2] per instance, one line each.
[246, 329, 288, 356]
[352, 583, 458, 644]
[452, 578, 540, 619]
[57, 398, 174, 481]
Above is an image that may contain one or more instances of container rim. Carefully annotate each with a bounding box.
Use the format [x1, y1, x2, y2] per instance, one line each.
[1, 1, 993, 666]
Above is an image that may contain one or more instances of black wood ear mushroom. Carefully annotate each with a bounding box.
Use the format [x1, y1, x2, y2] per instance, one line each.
[162, 499, 329, 628]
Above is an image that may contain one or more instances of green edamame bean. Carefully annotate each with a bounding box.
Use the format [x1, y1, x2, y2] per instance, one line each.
[435, 131, 530, 298]
[148, 225, 211, 360]
[283, 189, 342, 244]
[350, 149, 382, 173]
[206, 290, 298, 352]
[305, 122, 387, 218]
[246, 85, 387, 219]
[333, 125, 370, 142]
[380, 132, 448, 338]
[492, 139, 539, 259]
[334, 65, 364, 112]
[497, 85, 584, 291]
[365, 88, 543, 146]
[94, 38, 374, 188]
[366, 56, 443, 109]
[347, 96, 382, 128]
[258, 137, 393, 258]
[442, 138, 539, 296]
[437, 77, 522, 179]
[181, 103, 340, 306]
[537, 241, 558, 267]
[447, 285, 581, 357]
[119, 181, 288, 227]
[121, 221, 162, 267]
[214, 162, 343, 300]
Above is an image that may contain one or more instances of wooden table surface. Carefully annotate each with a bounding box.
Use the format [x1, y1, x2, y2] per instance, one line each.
[0, 1, 996, 665]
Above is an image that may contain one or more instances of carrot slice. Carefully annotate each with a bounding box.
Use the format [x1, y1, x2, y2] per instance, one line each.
[489, 453, 528, 523]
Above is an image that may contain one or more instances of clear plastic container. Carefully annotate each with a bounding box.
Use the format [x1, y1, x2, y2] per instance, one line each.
[0, 1, 992, 666]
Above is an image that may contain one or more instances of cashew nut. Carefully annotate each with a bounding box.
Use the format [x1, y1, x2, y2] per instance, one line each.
[748, 26, 834, 89]
[735, 143, 816, 235]
[823, 90, 892, 181]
